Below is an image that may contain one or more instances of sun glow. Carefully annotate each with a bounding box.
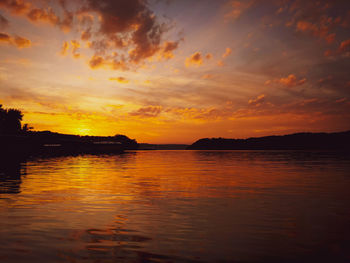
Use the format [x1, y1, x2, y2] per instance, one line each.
[74, 124, 92, 136]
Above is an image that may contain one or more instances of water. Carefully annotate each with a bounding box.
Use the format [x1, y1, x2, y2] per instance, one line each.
[0, 150, 350, 262]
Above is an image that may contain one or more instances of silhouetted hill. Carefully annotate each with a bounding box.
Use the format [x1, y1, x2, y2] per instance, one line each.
[187, 131, 350, 150]
[1, 131, 138, 157]
[24, 131, 139, 149]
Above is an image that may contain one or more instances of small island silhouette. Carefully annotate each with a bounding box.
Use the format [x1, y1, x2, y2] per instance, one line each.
[187, 131, 350, 150]
[0, 104, 138, 157]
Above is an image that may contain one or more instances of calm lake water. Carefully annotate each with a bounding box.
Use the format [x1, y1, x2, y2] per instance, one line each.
[1, 150, 350, 262]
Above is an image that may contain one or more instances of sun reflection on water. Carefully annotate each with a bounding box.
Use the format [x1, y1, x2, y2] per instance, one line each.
[0, 150, 350, 262]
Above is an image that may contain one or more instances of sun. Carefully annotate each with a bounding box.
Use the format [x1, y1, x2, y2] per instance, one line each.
[74, 124, 92, 136]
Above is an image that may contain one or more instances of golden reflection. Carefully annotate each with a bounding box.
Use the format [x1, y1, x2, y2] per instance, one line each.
[1, 151, 350, 262]
[14, 150, 334, 204]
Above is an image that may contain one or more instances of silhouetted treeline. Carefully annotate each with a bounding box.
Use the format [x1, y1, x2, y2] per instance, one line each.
[0, 104, 30, 134]
[187, 131, 350, 150]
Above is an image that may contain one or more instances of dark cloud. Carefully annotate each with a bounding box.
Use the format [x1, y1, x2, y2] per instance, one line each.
[84, 0, 175, 66]
[0, 31, 10, 42]
[128, 11, 163, 63]
[87, 0, 145, 34]
[0, 0, 180, 69]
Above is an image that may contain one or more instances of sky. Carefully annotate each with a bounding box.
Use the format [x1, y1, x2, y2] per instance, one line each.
[0, 0, 350, 144]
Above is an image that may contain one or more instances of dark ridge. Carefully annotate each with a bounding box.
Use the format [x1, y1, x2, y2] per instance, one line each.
[187, 131, 350, 150]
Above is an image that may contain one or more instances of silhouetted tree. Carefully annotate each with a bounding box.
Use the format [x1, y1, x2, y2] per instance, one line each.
[0, 104, 24, 134]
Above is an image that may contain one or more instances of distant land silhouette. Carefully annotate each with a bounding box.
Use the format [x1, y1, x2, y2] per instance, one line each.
[0, 104, 138, 157]
[187, 131, 350, 150]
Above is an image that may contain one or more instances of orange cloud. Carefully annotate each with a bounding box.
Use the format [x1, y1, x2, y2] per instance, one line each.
[129, 105, 162, 118]
[279, 74, 306, 88]
[185, 52, 203, 67]
[222, 47, 232, 58]
[324, 49, 333, 57]
[217, 60, 224, 67]
[216, 47, 232, 66]
[60, 41, 69, 56]
[89, 55, 105, 69]
[225, 1, 253, 21]
[201, 74, 214, 80]
[205, 53, 213, 60]
[70, 40, 80, 58]
[88, 53, 129, 71]
[13, 35, 31, 48]
[248, 94, 265, 106]
[27, 7, 59, 25]
[160, 41, 179, 60]
[109, 77, 129, 84]
[338, 39, 350, 52]
[26, 5, 73, 32]
[295, 17, 340, 44]
[81, 29, 91, 41]
[0, 0, 31, 15]
[0, 32, 31, 48]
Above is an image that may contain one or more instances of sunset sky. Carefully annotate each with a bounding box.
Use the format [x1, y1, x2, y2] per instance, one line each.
[1, 0, 350, 143]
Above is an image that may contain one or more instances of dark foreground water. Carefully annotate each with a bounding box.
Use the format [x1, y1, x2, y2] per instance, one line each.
[0, 150, 350, 263]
